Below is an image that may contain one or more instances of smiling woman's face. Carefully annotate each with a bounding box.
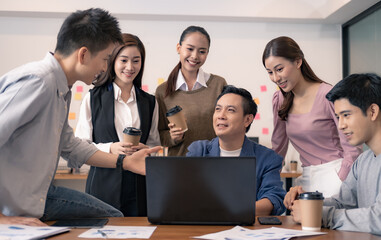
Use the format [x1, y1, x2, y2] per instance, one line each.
[264, 55, 302, 92]
[176, 32, 209, 76]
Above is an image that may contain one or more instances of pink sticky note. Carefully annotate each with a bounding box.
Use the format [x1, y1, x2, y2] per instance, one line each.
[260, 85, 267, 92]
[76, 86, 83, 92]
[255, 113, 260, 120]
[142, 84, 149, 92]
[262, 128, 269, 135]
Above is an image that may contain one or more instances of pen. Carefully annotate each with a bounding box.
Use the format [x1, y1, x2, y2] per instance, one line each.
[97, 229, 108, 239]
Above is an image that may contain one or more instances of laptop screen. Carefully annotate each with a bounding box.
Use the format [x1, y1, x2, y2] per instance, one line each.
[146, 156, 256, 225]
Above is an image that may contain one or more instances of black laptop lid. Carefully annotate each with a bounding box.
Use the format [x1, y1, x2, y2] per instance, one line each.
[146, 156, 256, 225]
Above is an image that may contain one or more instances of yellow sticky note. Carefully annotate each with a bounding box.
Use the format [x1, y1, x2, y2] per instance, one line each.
[254, 97, 260, 105]
[74, 93, 82, 101]
[68, 112, 76, 120]
[157, 78, 165, 85]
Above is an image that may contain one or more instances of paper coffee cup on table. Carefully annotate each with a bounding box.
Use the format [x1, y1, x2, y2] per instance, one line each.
[123, 127, 142, 146]
[166, 105, 188, 132]
[290, 160, 298, 172]
[299, 191, 324, 231]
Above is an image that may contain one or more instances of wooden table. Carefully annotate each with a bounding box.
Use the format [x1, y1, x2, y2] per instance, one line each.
[280, 171, 302, 192]
[48, 216, 380, 239]
[54, 173, 88, 180]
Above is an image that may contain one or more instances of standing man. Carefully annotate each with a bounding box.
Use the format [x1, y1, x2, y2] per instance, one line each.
[187, 85, 286, 216]
[284, 73, 381, 235]
[0, 8, 160, 226]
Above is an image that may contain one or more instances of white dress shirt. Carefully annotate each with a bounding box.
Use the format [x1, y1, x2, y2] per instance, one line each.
[175, 68, 210, 91]
[76, 82, 160, 152]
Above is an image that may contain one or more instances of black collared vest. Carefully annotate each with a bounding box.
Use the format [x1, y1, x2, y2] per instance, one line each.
[85, 83, 155, 216]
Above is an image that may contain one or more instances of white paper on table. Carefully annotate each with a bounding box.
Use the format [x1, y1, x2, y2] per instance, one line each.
[78, 225, 157, 239]
[0, 224, 69, 240]
[194, 226, 327, 240]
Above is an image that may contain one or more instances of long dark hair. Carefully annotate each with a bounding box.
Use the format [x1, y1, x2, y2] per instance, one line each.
[262, 36, 324, 120]
[94, 33, 145, 88]
[165, 26, 211, 97]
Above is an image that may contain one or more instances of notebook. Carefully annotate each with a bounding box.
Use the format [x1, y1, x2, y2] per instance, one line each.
[145, 156, 256, 225]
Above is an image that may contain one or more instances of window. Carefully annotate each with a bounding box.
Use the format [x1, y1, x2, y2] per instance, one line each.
[342, 2, 381, 77]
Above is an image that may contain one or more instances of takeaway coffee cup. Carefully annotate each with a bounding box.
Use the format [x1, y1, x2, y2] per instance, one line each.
[123, 127, 142, 146]
[290, 160, 298, 172]
[299, 191, 324, 231]
[166, 105, 188, 132]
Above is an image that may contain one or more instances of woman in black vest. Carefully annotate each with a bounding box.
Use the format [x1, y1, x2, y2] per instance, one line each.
[75, 33, 160, 216]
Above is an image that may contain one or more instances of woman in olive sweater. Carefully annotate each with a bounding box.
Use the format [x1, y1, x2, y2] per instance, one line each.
[155, 26, 227, 156]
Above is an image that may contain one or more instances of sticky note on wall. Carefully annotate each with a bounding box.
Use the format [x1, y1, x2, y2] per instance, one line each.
[255, 113, 260, 120]
[157, 78, 165, 85]
[142, 84, 149, 92]
[260, 85, 267, 92]
[68, 112, 76, 120]
[76, 86, 83, 93]
[262, 128, 269, 135]
[74, 93, 82, 101]
[254, 97, 260, 105]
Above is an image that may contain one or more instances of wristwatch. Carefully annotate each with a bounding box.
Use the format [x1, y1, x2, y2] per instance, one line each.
[117, 154, 126, 170]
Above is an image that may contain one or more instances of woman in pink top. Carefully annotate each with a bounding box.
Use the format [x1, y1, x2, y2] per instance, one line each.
[262, 36, 362, 197]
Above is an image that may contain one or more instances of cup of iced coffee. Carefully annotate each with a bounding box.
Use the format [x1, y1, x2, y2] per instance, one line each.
[123, 127, 142, 146]
[299, 191, 324, 231]
[166, 105, 188, 132]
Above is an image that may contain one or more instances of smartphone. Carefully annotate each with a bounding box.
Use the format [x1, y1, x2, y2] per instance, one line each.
[257, 216, 282, 225]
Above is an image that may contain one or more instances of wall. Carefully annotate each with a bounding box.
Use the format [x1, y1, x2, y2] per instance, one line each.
[0, 16, 342, 147]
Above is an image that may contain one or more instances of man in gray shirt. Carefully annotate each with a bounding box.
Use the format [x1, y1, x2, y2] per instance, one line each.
[0, 8, 160, 226]
[284, 73, 381, 235]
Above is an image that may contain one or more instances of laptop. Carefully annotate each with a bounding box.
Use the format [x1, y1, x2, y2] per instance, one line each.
[145, 156, 256, 225]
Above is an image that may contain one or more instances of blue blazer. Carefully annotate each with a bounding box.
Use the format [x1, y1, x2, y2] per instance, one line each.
[187, 136, 286, 215]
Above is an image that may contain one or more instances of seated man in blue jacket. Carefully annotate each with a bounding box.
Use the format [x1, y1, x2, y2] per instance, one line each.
[187, 85, 286, 215]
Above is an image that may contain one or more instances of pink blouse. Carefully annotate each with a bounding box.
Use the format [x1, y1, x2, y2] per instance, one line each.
[272, 83, 362, 180]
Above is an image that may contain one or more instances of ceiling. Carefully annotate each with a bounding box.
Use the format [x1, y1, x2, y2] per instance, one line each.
[0, 0, 379, 24]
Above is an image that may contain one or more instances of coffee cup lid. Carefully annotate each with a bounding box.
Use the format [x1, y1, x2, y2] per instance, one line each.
[299, 191, 324, 200]
[290, 160, 298, 163]
[166, 105, 182, 117]
[123, 127, 142, 136]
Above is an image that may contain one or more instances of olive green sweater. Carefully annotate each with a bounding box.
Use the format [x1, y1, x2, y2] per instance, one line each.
[155, 74, 227, 156]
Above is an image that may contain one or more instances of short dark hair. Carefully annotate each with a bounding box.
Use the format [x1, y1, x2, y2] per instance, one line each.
[55, 8, 122, 57]
[216, 85, 257, 132]
[326, 73, 381, 115]
[94, 33, 146, 88]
